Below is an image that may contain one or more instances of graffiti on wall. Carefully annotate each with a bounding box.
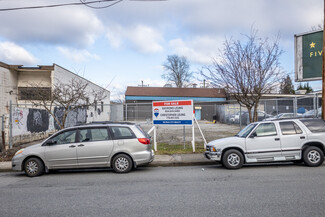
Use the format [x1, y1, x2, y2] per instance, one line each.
[12, 107, 28, 136]
[54, 107, 87, 129]
[26, 109, 49, 133]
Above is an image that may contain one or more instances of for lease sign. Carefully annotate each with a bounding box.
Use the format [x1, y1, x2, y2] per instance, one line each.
[152, 100, 193, 125]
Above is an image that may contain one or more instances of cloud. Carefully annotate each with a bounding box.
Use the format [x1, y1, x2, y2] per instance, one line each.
[57, 47, 100, 62]
[106, 24, 164, 54]
[0, 41, 37, 65]
[0, 2, 103, 47]
[169, 36, 223, 64]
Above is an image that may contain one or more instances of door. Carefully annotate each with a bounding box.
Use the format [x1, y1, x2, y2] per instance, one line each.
[195, 109, 201, 120]
[279, 121, 306, 159]
[246, 122, 282, 161]
[44, 129, 78, 169]
[77, 127, 114, 167]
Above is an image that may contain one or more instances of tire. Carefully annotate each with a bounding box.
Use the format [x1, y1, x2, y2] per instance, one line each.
[112, 154, 133, 173]
[24, 157, 44, 177]
[222, 149, 244, 170]
[303, 146, 324, 167]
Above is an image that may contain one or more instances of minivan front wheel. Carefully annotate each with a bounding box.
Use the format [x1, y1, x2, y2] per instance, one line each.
[303, 146, 324, 167]
[222, 149, 244, 170]
[112, 154, 133, 173]
[24, 157, 44, 177]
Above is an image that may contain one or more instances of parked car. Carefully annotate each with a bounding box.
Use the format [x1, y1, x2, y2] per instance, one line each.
[12, 122, 155, 177]
[263, 113, 302, 121]
[302, 107, 322, 118]
[240, 110, 272, 125]
[229, 111, 245, 123]
[204, 119, 325, 169]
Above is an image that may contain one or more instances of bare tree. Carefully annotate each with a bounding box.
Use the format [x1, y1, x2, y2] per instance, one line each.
[162, 55, 192, 88]
[28, 78, 107, 129]
[202, 29, 284, 122]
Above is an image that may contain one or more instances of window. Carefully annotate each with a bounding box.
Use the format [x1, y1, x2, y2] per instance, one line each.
[300, 119, 325, 133]
[79, 128, 110, 142]
[18, 87, 51, 100]
[236, 123, 257, 138]
[51, 130, 77, 145]
[253, 123, 277, 137]
[280, 122, 302, 135]
[110, 127, 136, 140]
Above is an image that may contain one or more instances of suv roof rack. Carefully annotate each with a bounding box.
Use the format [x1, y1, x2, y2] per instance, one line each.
[88, 121, 136, 125]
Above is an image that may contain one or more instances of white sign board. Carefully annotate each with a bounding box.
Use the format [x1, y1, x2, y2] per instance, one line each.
[152, 100, 193, 125]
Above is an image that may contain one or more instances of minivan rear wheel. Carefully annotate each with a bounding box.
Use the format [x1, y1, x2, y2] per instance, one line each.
[112, 154, 133, 173]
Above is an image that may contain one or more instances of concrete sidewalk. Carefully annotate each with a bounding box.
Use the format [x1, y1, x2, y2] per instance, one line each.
[0, 153, 215, 172]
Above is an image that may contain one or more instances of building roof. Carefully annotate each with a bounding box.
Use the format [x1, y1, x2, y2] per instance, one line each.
[125, 86, 226, 98]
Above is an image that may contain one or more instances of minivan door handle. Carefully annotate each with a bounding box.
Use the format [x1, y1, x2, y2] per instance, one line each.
[78, 144, 85, 147]
[300, 136, 305, 139]
[274, 138, 280, 141]
[69, 145, 76, 148]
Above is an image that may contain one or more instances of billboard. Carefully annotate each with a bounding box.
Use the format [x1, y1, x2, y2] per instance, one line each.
[295, 30, 323, 81]
[152, 100, 193, 125]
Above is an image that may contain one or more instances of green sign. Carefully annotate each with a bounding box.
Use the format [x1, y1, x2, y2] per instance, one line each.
[302, 31, 323, 79]
[295, 30, 323, 81]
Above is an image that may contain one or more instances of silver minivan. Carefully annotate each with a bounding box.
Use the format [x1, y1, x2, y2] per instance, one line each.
[12, 122, 154, 177]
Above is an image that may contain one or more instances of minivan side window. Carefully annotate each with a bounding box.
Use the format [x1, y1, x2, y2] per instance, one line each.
[79, 128, 110, 142]
[110, 127, 136, 140]
[253, 123, 277, 137]
[279, 122, 303, 135]
[51, 130, 77, 145]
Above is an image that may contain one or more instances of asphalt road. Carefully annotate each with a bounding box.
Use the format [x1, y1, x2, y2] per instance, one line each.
[1, 163, 325, 217]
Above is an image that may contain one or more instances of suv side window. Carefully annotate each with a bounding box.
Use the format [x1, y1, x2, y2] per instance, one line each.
[51, 130, 77, 145]
[253, 123, 277, 137]
[279, 121, 303, 135]
[300, 119, 325, 133]
[79, 128, 110, 142]
[110, 126, 136, 140]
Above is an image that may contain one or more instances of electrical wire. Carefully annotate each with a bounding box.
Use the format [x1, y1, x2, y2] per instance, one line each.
[0, 0, 122, 12]
[80, 0, 123, 9]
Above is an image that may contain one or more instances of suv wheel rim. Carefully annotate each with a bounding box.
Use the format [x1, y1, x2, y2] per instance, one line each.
[307, 150, 320, 163]
[227, 153, 240, 167]
[26, 161, 38, 175]
[115, 157, 129, 171]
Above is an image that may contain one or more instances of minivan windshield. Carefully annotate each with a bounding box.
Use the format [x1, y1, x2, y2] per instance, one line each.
[235, 123, 257, 138]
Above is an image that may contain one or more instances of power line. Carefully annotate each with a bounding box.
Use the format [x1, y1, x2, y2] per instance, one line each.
[0, 0, 122, 12]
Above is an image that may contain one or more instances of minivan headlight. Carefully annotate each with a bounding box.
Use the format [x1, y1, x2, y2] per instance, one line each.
[14, 149, 24, 156]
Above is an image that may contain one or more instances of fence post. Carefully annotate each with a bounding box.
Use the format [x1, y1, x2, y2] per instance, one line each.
[125, 104, 128, 121]
[316, 93, 319, 117]
[293, 97, 297, 117]
[9, 100, 13, 149]
[239, 105, 242, 129]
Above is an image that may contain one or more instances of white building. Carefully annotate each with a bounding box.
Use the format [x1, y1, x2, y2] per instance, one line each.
[0, 62, 110, 147]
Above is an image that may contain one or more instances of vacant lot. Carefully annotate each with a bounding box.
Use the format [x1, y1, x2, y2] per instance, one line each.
[140, 121, 240, 144]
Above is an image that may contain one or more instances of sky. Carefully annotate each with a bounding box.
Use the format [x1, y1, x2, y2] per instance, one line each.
[0, 0, 324, 100]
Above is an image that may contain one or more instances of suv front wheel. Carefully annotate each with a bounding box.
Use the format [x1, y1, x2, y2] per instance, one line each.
[303, 146, 324, 167]
[222, 149, 244, 170]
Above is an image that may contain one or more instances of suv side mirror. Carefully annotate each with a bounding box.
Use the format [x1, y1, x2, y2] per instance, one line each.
[45, 139, 56, 145]
[249, 132, 257, 138]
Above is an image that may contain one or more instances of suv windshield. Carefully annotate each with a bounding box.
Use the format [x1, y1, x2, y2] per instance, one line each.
[236, 123, 257, 138]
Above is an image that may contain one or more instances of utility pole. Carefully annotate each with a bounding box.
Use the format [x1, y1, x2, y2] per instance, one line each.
[323, 0, 325, 120]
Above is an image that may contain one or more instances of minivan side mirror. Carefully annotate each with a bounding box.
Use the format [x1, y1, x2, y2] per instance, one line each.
[249, 132, 257, 138]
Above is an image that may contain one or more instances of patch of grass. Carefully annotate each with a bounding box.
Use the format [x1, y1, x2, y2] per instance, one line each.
[154, 142, 205, 155]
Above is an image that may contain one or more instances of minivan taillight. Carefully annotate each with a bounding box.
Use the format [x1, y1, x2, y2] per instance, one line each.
[138, 138, 150, 145]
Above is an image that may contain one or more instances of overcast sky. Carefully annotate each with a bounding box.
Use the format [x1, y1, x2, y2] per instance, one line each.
[0, 0, 323, 100]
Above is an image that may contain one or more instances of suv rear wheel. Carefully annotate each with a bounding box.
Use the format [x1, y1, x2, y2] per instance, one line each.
[303, 146, 324, 167]
[112, 154, 133, 173]
[222, 149, 244, 169]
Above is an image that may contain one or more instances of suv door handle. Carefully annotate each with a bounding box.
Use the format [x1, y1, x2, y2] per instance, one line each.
[300, 136, 305, 139]
[78, 144, 85, 147]
[274, 138, 280, 141]
[69, 145, 76, 148]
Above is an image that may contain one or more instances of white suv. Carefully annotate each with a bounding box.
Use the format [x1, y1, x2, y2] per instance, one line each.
[205, 119, 325, 169]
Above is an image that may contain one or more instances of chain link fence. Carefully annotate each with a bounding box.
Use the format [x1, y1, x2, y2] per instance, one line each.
[1, 94, 323, 149]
